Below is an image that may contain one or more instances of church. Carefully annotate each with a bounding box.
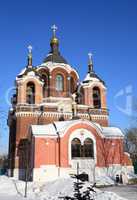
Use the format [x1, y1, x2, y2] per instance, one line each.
[8, 25, 133, 182]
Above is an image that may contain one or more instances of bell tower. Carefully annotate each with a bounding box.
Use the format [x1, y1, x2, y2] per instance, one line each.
[77, 53, 108, 126]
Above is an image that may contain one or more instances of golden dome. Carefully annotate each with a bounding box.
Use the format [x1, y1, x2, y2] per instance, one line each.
[50, 37, 59, 45]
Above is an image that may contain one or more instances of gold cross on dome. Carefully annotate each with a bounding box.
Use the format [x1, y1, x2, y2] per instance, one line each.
[51, 24, 58, 37]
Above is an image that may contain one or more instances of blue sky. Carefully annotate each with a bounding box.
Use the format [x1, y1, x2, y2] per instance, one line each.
[0, 0, 137, 153]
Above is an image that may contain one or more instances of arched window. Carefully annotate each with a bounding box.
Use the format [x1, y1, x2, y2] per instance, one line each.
[71, 138, 81, 158]
[56, 74, 64, 91]
[83, 138, 94, 158]
[26, 82, 35, 104]
[71, 137, 94, 159]
[93, 87, 101, 108]
[42, 74, 48, 98]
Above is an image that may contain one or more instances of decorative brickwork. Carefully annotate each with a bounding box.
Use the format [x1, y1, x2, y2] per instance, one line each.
[8, 28, 133, 181]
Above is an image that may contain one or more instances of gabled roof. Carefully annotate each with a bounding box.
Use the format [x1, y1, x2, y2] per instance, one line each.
[31, 119, 124, 139]
[17, 67, 40, 79]
[31, 120, 73, 137]
[83, 72, 105, 85]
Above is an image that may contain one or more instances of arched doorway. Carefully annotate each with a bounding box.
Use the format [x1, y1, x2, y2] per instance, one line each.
[69, 128, 96, 182]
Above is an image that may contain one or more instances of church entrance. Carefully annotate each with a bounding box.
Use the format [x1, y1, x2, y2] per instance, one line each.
[69, 128, 96, 182]
[71, 159, 95, 182]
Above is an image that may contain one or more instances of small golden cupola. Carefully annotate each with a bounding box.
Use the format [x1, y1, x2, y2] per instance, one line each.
[43, 25, 68, 64]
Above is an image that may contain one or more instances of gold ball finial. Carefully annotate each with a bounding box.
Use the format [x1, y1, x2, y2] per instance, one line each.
[50, 37, 59, 45]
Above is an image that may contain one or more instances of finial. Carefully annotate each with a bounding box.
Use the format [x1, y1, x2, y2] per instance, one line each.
[88, 52, 92, 64]
[88, 52, 93, 73]
[28, 45, 32, 54]
[51, 24, 58, 37]
[27, 45, 32, 67]
[50, 25, 59, 51]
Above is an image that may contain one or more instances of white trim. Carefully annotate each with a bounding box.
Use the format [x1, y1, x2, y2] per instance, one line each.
[104, 136, 123, 139]
[36, 62, 79, 79]
[17, 75, 44, 85]
[34, 135, 57, 138]
[15, 111, 109, 120]
[64, 120, 103, 138]
[43, 96, 72, 101]
[68, 128, 97, 165]
[82, 80, 106, 89]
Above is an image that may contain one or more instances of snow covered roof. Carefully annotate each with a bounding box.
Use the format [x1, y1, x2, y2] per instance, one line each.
[31, 120, 73, 137]
[82, 72, 105, 86]
[83, 72, 100, 82]
[18, 67, 26, 76]
[31, 119, 124, 139]
[102, 127, 124, 138]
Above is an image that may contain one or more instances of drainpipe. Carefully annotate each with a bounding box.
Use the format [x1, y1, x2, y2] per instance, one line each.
[37, 105, 44, 125]
[53, 122, 61, 177]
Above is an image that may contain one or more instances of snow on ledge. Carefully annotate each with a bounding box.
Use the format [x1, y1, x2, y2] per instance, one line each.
[102, 127, 124, 138]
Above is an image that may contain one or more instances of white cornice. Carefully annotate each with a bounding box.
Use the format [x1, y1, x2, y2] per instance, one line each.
[16, 75, 44, 85]
[15, 111, 108, 120]
[82, 81, 106, 89]
[36, 62, 79, 79]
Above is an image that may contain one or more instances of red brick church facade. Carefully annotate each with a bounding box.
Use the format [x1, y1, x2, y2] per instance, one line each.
[8, 26, 133, 181]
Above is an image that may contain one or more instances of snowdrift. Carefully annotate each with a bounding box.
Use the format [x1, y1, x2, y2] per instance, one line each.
[0, 176, 127, 200]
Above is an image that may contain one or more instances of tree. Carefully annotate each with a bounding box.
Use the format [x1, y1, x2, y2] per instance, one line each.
[0, 154, 8, 168]
[131, 97, 137, 125]
[59, 163, 95, 200]
[124, 128, 137, 163]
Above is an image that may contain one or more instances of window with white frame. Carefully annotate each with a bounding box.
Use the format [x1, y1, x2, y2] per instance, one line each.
[71, 137, 94, 159]
[56, 74, 64, 91]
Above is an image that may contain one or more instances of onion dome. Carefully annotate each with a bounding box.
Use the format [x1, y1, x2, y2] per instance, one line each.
[43, 25, 68, 64]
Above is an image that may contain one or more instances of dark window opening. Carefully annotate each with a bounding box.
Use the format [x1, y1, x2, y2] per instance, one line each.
[26, 82, 35, 104]
[93, 87, 101, 108]
[83, 138, 94, 158]
[71, 138, 94, 159]
[71, 138, 81, 158]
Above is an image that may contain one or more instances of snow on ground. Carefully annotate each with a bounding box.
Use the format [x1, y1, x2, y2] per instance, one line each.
[95, 175, 115, 186]
[0, 176, 127, 200]
[0, 176, 18, 195]
[101, 185, 137, 200]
